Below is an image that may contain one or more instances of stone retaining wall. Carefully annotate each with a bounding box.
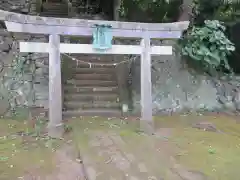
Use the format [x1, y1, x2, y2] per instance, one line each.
[1, 33, 239, 118]
[0, 29, 49, 117]
[0, 0, 30, 13]
[0, 1, 48, 118]
[130, 40, 240, 115]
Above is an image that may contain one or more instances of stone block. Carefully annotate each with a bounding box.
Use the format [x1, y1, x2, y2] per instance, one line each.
[183, 79, 221, 110]
[4, 37, 13, 45]
[34, 84, 48, 93]
[0, 43, 10, 51]
[35, 67, 48, 76]
[132, 55, 223, 113]
[153, 83, 186, 113]
[31, 54, 48, 60]
[0, 51, 14, 65]
[13, 33, 31, 40]
[22, 74, 34, 81]
[35, 62, 48, 69]
[35, 78, 48, 86]
[35, 91, 48, 100]
[35, 99, 48, 109]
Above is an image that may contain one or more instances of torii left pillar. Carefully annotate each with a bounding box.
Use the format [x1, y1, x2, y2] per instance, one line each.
[21, 34, 64, 138]
[47, 34, 64, 138]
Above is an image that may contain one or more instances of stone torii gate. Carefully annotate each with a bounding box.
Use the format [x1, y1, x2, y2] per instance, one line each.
[0, 10, 189, 137]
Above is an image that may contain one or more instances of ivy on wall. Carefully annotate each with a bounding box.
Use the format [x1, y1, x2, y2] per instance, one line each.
[0, 53, 36, 115]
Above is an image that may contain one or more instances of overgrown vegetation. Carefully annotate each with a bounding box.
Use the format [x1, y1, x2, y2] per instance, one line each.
[191, 0, 240, 25]
[181, 20, 235, 74]
[117, 0, 240, 75]
[181, 0, 240, 75]
[118, 0, 183, 22]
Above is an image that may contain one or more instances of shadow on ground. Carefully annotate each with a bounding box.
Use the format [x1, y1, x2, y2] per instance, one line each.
[1, 113, 240, 180]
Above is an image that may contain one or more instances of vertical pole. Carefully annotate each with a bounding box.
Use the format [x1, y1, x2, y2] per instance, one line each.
[113, 0, 121, 20]
[140, 34, 154, 135]
[48, 34, 63, 138]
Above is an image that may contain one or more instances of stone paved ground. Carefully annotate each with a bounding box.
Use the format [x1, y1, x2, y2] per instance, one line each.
[66, 114, 240, 180]
[74, 129, 208, 180]
[2, 113, 240, 180]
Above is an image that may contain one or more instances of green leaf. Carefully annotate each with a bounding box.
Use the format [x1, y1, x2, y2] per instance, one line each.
[181, 20, 235, 73]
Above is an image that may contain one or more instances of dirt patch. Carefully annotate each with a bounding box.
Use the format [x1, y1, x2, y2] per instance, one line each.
[192, 122, 220, 132]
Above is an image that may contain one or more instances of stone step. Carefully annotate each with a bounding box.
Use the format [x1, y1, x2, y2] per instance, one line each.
[41, 2, 68, 15]
[63, 109, 122, 118]
[42, 2, 68, 8]
[40, 12, 68, 15]
[40, 13, 68, 18]
[73, 74, 116, 81]
[41, 10, 68, 14]
[66, 80, 117, 86]
[74, 68, 116, 74]
[48, 58, 115, 65]
[64, 93, 119, 102]
[70, 55, 115, 62]
[41, 9, 68, 13]
[41, 8, 68, 13]
[61, 60, 117, 68]
[63, 86, 118, 93]
[63, 101, 120, 110]
[72, 62, 117, 68]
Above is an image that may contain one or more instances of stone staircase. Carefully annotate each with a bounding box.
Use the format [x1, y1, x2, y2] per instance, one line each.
[62, 54, 122, 118]
[31, 1, 123, 118]
[40, 2, 69, 17]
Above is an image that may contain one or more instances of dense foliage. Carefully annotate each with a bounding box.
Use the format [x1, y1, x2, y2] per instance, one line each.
[191, 0, 240, 25]
[182, 20, 235, 73]
[181, 0, 240, 74]
[117, 0, 240, 74]
[118, 0, 183, 22]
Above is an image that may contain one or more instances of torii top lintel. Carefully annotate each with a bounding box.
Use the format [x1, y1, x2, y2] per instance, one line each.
[0, 10, 189, 31]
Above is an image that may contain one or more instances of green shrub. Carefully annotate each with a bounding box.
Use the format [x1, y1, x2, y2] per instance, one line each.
[181, 20, 235, 74]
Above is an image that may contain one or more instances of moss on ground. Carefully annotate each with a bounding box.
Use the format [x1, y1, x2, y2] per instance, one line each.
[68, 115, 240, 180]
[155, 114, 240, 180]
[1, 114, 240, 180]
[0, 119, 60, 179]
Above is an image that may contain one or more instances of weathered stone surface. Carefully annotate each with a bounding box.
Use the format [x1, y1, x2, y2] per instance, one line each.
[35, 67, 48, 76]
[0, 98, 10, 115]
[183, 78, 220, 110]
[0, 52, 14, 65]
[0, 23, 49, 117]
[35, 99, 49, 108]
[131, 40, 240, 114]
[35, 91, 48, 100]
[0, 9, 190, 31]
[234, 91, 240, 110]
